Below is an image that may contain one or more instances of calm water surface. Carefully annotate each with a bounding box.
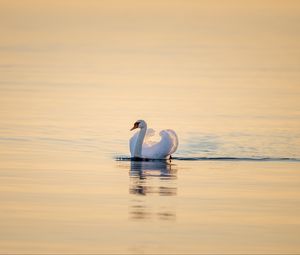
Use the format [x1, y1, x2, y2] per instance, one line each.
[0, 1, 300, 254]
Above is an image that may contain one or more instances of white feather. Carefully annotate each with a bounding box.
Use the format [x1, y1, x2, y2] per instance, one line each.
[129, 122, 178, 159]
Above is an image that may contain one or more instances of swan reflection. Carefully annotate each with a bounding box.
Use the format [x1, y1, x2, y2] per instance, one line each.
[129, 160, 177, 196]
[129, 160, 177, 221]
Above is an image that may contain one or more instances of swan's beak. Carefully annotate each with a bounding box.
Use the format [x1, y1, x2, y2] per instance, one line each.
[130, 122, 139, 131]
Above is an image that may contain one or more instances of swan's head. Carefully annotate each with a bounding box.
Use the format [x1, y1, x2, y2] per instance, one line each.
[130, 120, 147, 131]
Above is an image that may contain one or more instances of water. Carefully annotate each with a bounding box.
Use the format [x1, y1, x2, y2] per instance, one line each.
[1, 1, 300, 253]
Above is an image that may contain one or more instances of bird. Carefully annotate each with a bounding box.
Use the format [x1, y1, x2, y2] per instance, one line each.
[129, 120, 178, 160]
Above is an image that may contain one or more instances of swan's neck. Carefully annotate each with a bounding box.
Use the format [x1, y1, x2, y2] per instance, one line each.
[134, 126, 147, 158]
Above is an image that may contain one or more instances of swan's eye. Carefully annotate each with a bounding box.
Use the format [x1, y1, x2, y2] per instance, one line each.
[135, 122, 140, 127]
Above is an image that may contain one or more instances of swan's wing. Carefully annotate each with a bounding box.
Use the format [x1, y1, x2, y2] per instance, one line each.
[129, 129, 156, 157]
[164, 129, 179, 154]
[142, 129, 179, 159]
[142, 128, 156, 147]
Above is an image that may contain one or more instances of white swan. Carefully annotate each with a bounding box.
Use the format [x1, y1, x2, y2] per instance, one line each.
[129, 120, 178, 159]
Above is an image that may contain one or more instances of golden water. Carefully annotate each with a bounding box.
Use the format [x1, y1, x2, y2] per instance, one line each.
[0, 1, 300, 253]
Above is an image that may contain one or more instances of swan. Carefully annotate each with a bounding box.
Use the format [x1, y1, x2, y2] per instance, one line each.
[129, 120, 178, 160]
